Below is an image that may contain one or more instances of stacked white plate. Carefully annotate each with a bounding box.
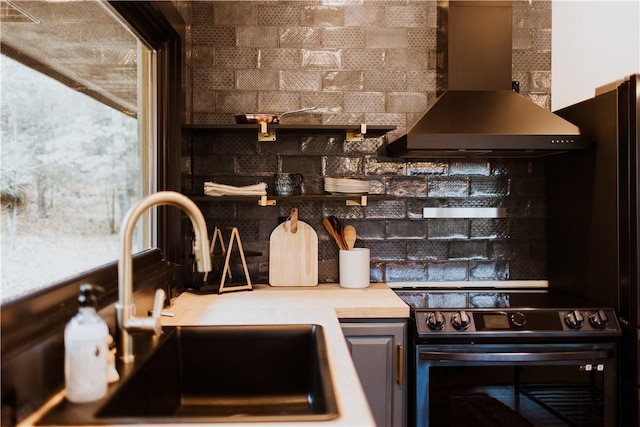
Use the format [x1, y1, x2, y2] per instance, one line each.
[324, 177, 370, 195]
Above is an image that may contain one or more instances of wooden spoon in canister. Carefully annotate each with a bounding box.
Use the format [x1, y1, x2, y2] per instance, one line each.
[323, 217, 345, 250]
[328, 216, 348, 250]
[343, 225, 357, 250]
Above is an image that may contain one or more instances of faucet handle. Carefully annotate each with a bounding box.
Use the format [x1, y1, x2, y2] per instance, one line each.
[151, 288, 165, 317]
[150, 288, 166, 335]
[123, 288, 165, 336]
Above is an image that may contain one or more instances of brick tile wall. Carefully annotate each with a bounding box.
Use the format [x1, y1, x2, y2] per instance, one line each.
[180, 0, 552, 285]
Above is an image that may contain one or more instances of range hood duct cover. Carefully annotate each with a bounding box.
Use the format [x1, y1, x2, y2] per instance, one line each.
[385, 0, 591, 158]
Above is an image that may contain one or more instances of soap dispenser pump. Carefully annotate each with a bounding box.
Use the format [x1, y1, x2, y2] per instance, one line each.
[64, 284, 109, 403]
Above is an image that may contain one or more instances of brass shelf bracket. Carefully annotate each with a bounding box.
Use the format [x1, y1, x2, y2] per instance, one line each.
[346, 123, 367, 142]
[345, 195, 368, 206]
[258, 122, 276, 141]
[258, 195, 276, 206]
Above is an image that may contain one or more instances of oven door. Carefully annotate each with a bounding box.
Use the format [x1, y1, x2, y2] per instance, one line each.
[415, 343, 617, 427]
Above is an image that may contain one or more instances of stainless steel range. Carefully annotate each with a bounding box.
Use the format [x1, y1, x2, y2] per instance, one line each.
[395, 289, 621, 427]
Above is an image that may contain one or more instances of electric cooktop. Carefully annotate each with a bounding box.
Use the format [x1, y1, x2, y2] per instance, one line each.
[394, 288, 621, 341]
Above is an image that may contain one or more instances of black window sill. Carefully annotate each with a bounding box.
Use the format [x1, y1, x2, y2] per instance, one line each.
[1, 248, 168, 361]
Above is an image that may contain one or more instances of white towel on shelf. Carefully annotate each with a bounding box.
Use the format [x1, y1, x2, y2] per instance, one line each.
[204, 181, 268, 196]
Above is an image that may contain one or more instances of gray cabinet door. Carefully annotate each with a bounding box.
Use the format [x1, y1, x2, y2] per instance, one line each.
[341, 321, 407, 427]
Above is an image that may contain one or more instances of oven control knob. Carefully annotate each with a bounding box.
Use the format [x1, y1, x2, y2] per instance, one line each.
[589, 310, 609, 329]
[565, 310, 585, 329]
[427, 311, 446, 331]
[510, 312, 527, 328]
[451, 310, 471, 330]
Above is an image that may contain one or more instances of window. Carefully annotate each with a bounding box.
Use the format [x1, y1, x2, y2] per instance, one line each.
[0, 1, 156, 303]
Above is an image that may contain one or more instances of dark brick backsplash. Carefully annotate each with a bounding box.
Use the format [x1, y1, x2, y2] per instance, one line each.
[323, 202, 365, 220]
[427, 219, 470, 240]
[490, 241, 532, 260]
[181, 0, 552, 284]
[407, 160, 448, 176]
[427, 261, 469, 282]
[300, 135, 343, 154]
[470, 177, 511, 197]
[187, 136, 549, 283]
[427, 178, 470, 198]
[282, 155, 322, 175]
[348, 219, 385, 240]
[387, 177, 428, 198]
[386, 219, 427, 240]
[365, 157, 407, 175]
[470, 219, 510, 240]
[365, 199, 407, 219]
[386, 262, 429, 282]
[449, 241, 490, 260]
[407, 240, 448, 261]
[469, 260, 510, 281]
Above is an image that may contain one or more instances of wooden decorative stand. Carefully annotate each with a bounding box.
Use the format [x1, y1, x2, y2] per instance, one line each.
[201, 226, 253, 294]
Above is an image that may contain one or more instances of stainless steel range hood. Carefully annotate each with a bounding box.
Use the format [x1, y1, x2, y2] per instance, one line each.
[385, 1, 591, 158]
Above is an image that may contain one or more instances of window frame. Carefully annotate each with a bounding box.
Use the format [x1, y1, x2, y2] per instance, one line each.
[1, 1, 184, 361]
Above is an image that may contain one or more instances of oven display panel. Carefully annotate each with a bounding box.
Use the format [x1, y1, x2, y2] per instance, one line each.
[482, 314, 510, 329]
[474, 312, 564, 331]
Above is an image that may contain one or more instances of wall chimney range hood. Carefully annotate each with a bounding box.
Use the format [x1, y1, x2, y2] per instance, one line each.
[385, 1, 591, 158]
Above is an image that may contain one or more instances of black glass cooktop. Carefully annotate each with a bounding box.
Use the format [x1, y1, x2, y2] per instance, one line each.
[396, 289, 621, 339]
[394, 289, 611, 311]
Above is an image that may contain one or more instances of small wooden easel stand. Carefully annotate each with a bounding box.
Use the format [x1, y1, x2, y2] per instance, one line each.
[201, 226, 252, 294]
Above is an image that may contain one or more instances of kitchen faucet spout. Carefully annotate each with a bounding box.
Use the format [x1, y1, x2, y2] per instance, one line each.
[117, 191, 211, 363]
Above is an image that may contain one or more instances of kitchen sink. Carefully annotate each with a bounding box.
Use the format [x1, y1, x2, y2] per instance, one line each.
[38, 324, 338, 424]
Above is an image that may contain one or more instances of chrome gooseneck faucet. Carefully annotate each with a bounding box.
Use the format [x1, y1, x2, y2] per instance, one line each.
[117, 191, 212, 363]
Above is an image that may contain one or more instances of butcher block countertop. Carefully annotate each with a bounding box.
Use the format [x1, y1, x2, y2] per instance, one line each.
[164, 282, 410, 322]
[22, 283, 409, 427]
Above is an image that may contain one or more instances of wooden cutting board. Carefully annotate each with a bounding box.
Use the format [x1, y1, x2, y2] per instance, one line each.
[269, 214, 318, 287]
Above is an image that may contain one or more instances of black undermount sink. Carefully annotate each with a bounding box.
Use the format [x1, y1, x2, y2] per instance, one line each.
[38, 324, 338, 424]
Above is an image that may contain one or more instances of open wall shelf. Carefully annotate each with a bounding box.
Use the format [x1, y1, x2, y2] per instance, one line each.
[189, 194, 393, 207]
[183, 124, 395, 142]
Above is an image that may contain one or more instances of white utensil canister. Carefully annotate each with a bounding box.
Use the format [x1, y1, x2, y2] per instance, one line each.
[339, 248, 370, 288]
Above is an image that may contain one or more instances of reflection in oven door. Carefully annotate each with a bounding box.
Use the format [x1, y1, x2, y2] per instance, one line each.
[415, 343, 617, 427]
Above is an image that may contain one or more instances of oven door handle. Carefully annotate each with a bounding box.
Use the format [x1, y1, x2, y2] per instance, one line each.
[419, 349, 612, 362]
